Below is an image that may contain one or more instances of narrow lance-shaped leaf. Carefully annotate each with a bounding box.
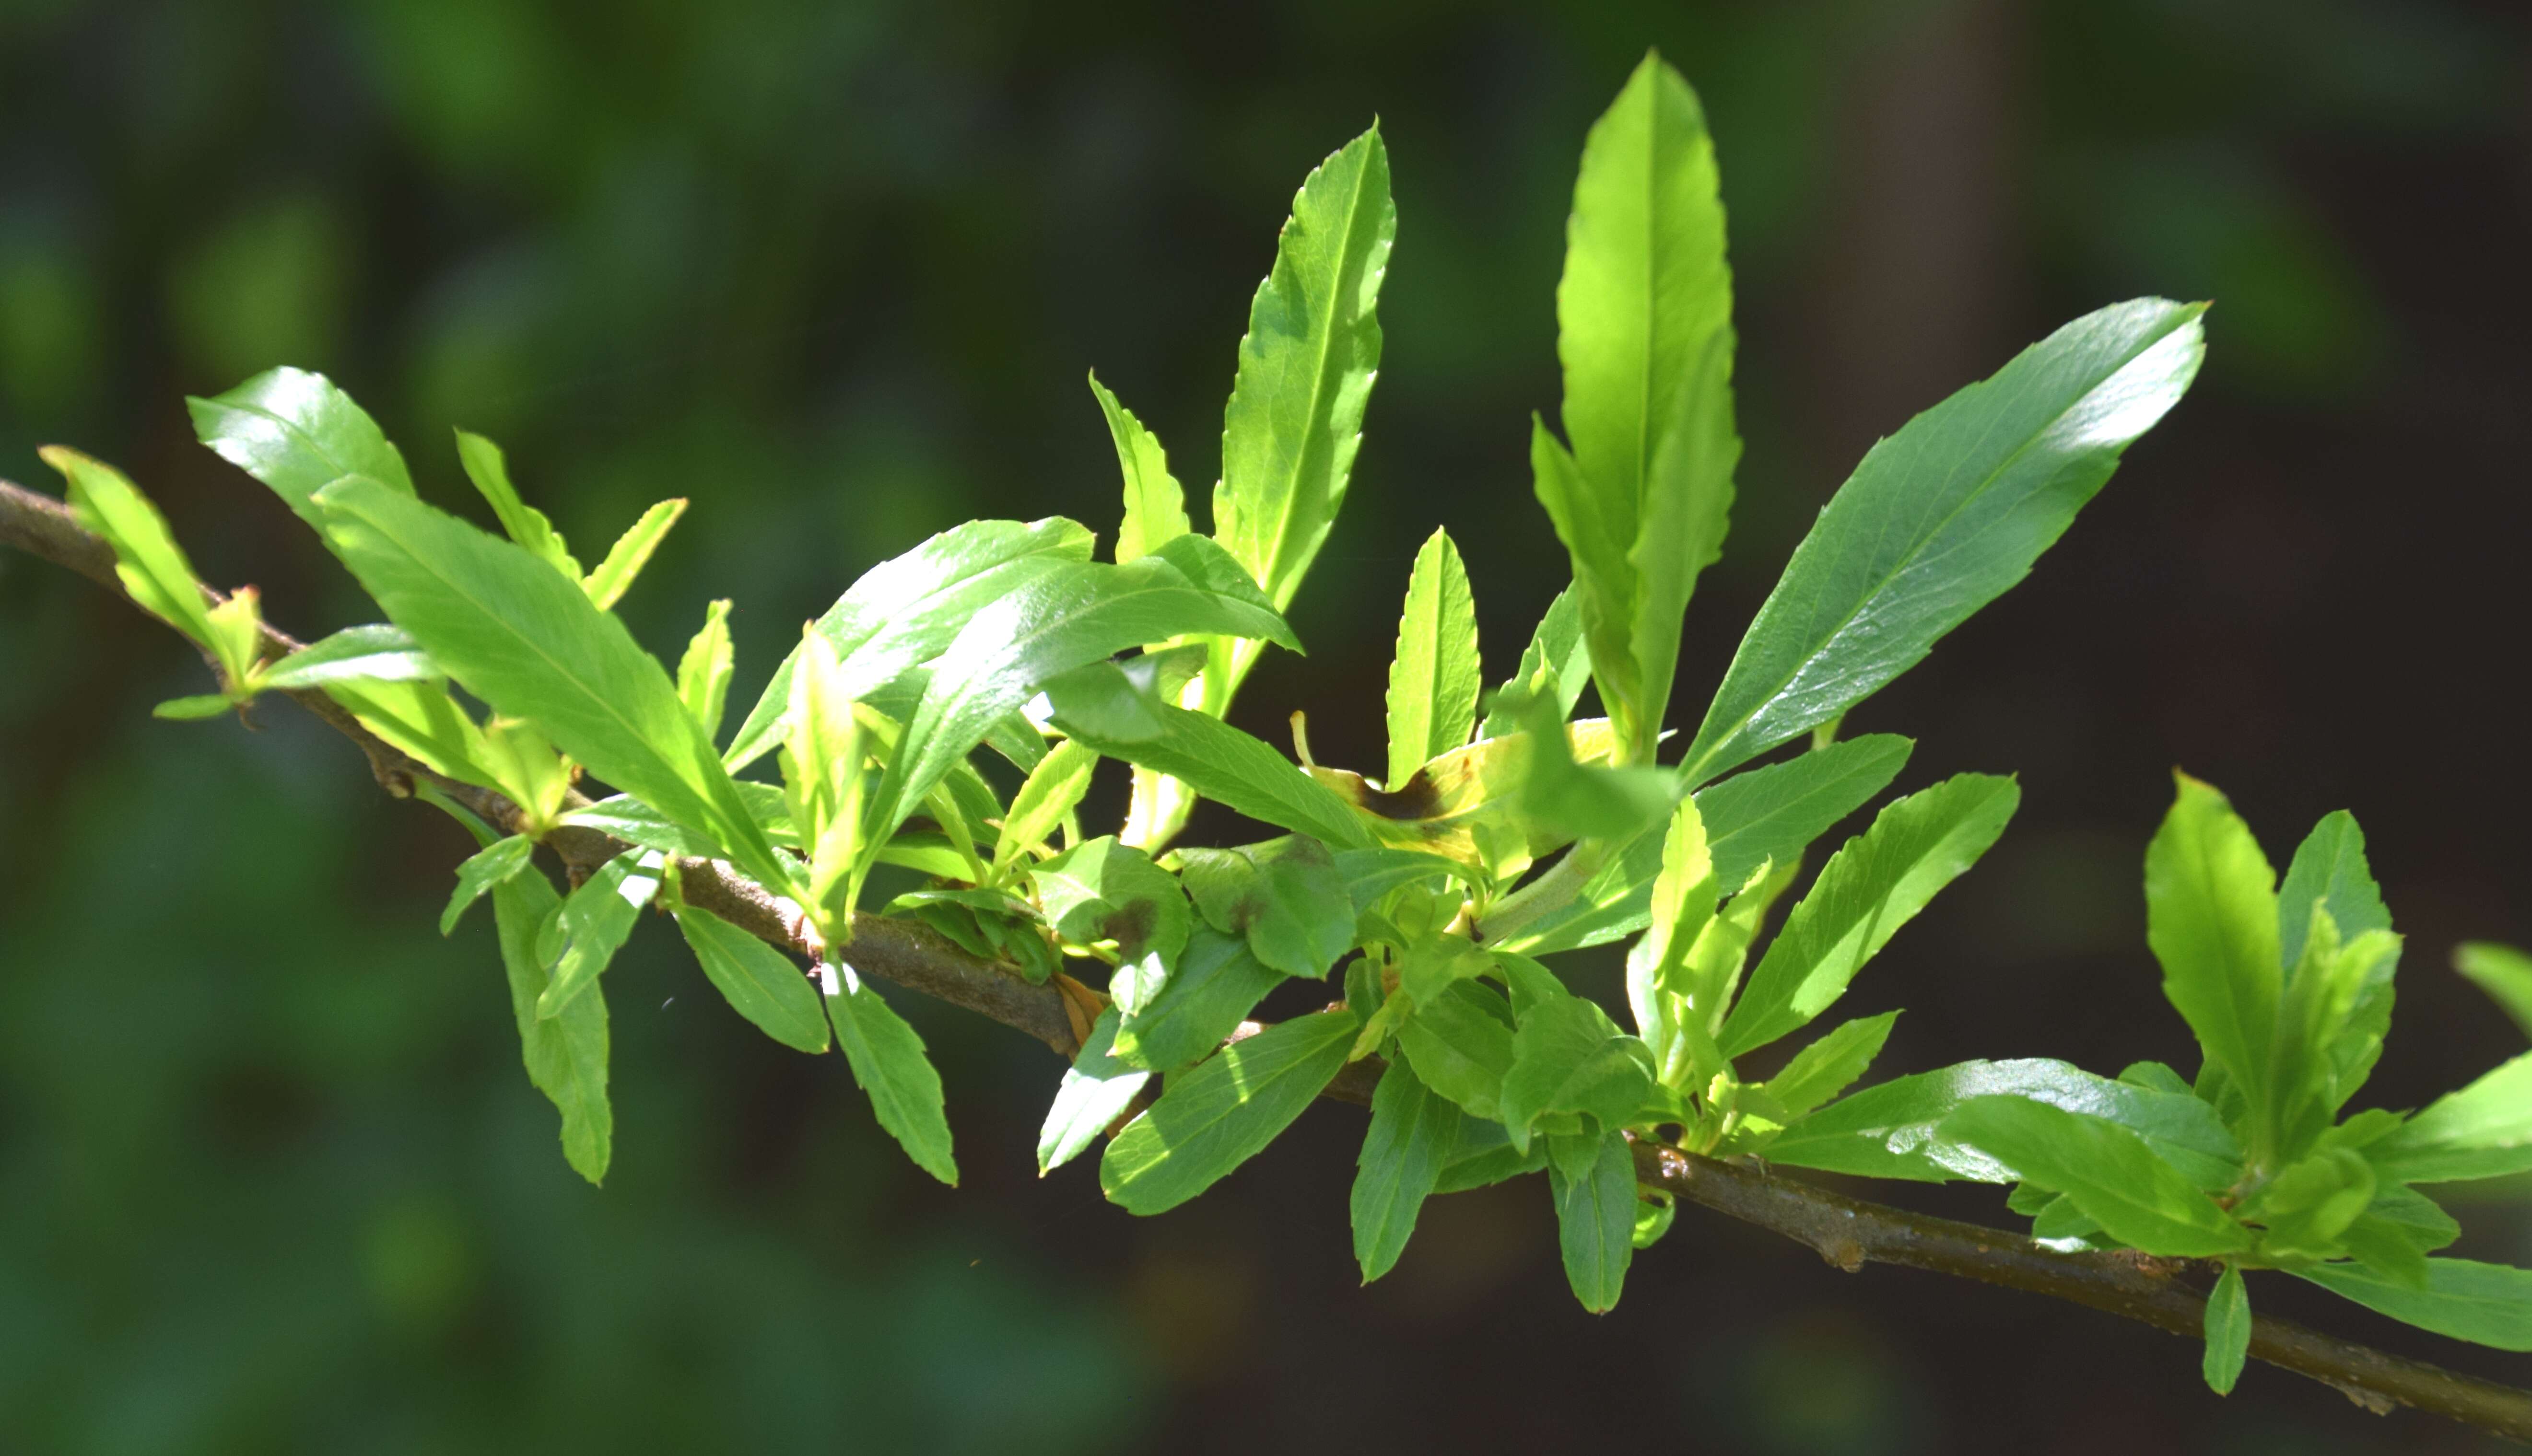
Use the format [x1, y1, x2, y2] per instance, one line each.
[2454, 942, 2532, 1041]
[1939, 1096, 2252, 1258]
[1048, 681, 1373, 849]
[1109, 928, 1285, 1072]
[2203, 1266, 2251, 1395]
[675, 903, 830, 1055]
[1101, 1010, 1357, 1214]
[2370, 1053, 2532, 1184]
[537, 851, 663, 1019]
[581, 498, 686, 610]
[1351, 1057, 1461, 1283]
[828, 964, 958, 1185]
[1760, 1010, 1900, 1121]
[675, 599, 736, 741]
[484, 851, 610, 1185]
[1090, 372, 1190, 563]
[1038, 1008, 1153, 1175]
[188, 366, 416, 525]
[261, 624, 436, 690]
[453, 430, 581, 580]
[1384, 527, 1482, 788]
[1477, 585, 1590, 741]
[2295, 1258, 2532, 1352]
[41, 448, 225, 666]
[1681, 299, 2206, 786]
[441, 833, 534, 935]
[2145, 773, 2280, 1144]
[1550, 1129, 1639, 1313]
[1544, 50, 1738, 764]
[994, 739, 1099, 876]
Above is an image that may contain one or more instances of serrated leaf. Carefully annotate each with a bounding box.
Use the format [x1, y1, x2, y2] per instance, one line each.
[311, 477, 796, 897]
[1478, 586, 1591, 742]
[994, 738, 1099, 876]
[1034, 837, 1189, 1014]
[1351, 1056, 1460, 1282]
[1385, 528, 1481, 788]
[725, 516, 1095, 771]
[2295, 1258, 2532, 1351]
[1719, 773, 2018, 1057]
[2278, 811, 2398, 1112]
[1549, 1128, 1638, 1313]
[827, 966, 956, 1183]
[1038, 1007, 1153, 1175]
[1055, 691, 1372, 848]
[2371, 1052, 2532, 1184]
[2203, 1266, 2251, 1395]
[1101, 1010, 1356, 1214]
[675, 598, 735, 741]
[1395, 978, 1518, 1120]
[261, 624, 436, 690]
[1761, 1011, 1899, 1121]
[675, 903, 829, 1054]
[1500, 994, 1655, 1152]
[43, 447, 223, 660]
[1542, 52, 1737, 764]
[1090, 372, 1189, 563]
[1769, 1058, 2242, 1187]
[1940, 1096, 2251, 1258]
[441, 833, 534, 935]
[2454, 942, 2532, 1041]
[453, 430, 581, 580]
[1111, 927, 1284, 1071]
[490, 866, 610, 1184]
[2145, 773, 2280, 1143]
[187, 366, 415, 526]
[536, 850, 662, 1018]
[1681, 299, 2205, 786]
[581, 498, 685, 609]
[1176, 835, 1353, 979]
[1508, 686, 1679, 843]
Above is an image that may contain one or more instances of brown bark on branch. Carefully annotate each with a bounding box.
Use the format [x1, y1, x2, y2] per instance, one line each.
[6, 474, 2527, 1444]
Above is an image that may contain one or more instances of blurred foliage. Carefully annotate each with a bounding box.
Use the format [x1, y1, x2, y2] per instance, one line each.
[3, 0, 2527, 1450]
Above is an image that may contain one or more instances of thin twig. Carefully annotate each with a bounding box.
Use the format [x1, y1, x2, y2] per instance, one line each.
[7, 474, 2527, 1444]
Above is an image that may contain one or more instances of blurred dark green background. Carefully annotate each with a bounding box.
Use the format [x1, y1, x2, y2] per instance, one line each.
[4, 0, 2529, 1450]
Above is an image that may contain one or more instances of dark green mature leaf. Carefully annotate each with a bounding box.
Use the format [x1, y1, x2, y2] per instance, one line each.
[312, 478, 796, 895]
[492, 863, 610, 1184]
[724, 516, 1095, 770]
[2296, 1259, 2532, 1351]
[2145, 774, 2280, 1135]
[537, 851, 662, 1018]
[1101, 1010, 1357, 1214]
[828, 968, 957, 1184]
[1038, 1008, 1153, 1175]
[1939, 1096, 2251, 1258]
[1395, 978, 1519, 1120]
[1055, 695, 1373, 848]
[2455, 943, 2532, 1040]
[1111, 928, 1285, 1072]
[440, 833, 533, 935]
[1720, 773, 2018, 1057]
[1034, 837, 1189, 1014]
[1540, 52, 1737, 764]
[2203, 1266, 2251, 1395]
[2371, 1053, 2532, 1184]
[1769, 1058, 2241, 1187]
[1090, 372, 1189, 564]
[1385, 528, 1482, 787]
[1760, 1011, 1900, 1121]
[1351, 1057, 1460, 1282]
[870, 549, 1298, 856]
[1432, 1107, 1550, 1193]
[454, 430, 580, 580]
[1215, 125, 1393, 617]
[1176, 836, 1353, 979]
[1500, 994, 1655, 1151]
[1478, 586, 1592, 742]
[1549, 1129, 1639, 1313]
[261, 625, 436, 690]
[674, 904, 829, 1054]
[188, 366, 415, 526]
[1680, 299, 2206, 786]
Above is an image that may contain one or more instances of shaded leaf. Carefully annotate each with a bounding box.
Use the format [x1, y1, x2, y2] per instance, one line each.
[1034, 837, 1189, 1014]
[2295, 1258, 2532, 1351]
[1038, 1007, 1153, 1175]
[2203, 1266, 2251, 1395]
[675, 903, 829, 1054]
[1101, 1011, 1356, 1214]
[828, 967, 957, 1184]
[1176, 835, 1353, 979]
[1111, 928, 1284, 1072]
[1351, 1056, 1460, 1282]
[1549, 1128, 1638, 1313]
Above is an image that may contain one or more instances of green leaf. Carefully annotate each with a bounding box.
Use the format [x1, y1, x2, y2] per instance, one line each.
[2145, 773, 2280, 1139]
[1509, 686, 1680, 843]
[994, 739, 1099, 876]
[1176, 835, 1353, 979]
[1215, 125, 1393, 617]
[1542, 51, 1737, 764]
[311, 477, 795, 896]
[1680, 299, 2206, 786]
[2203, 1266, 2251, 1395]
[675, 599, 736, 741]
[1034, 837, 1189, 1014]
[868, 551, 1299, 856]
[1478, 586, 1591, 742]
[536, 851, 662, 1019]
[2277, 811, 2391, 967]
[2295, 1258, 2532, 1351]
[1625, 793, 1716, 1082]
[1394, 979, 1518, 1120]
[1549, 1128, 1638, 1313]
[261, 624, 436, 690]
[1351, 1056, 1460, 1282]
[1500, 994, 1655, 1152]
[827, 967, 957, 1184]
[2271, 912, 2401, 1150]
[781, 626, 866, 935]
[453, 430, 581, 580]
[1384, 528, 1482, 788]
[1720, 773, 2018, 1057]
[581, 498, 686, 609]
[674, 903, 829, 1054]
[188, 366, 415, 526]
[1111, 927, 1285, 1072]
[152, 694, 232, 720]
[321, 676, 501, 788]
[1038, 1007, 1153, 1175]
[2239, 1148, 2374, 1260]
[1101, 1010, 1357, 1214]
[724, 516, 1095, 770]
[1090, 372, 1189, 563]
[440, 833, 534, 935]
[566, 782, 797, 857]
[1760, 1011, 1900, 1120]
[1053, 689, 1372, 848]
[1432, 1107, 1549, 1192]
[490, 866, 610, 1184]
[2455, 942, 2532, 1041]
[1939, 1096, 2251, 1257]
[1398, 934, 1491, 1008]
[2371, 1052, 2532, 1184]
[42, 447, 223, 659]
[1769, 1058, 2241, 1187]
